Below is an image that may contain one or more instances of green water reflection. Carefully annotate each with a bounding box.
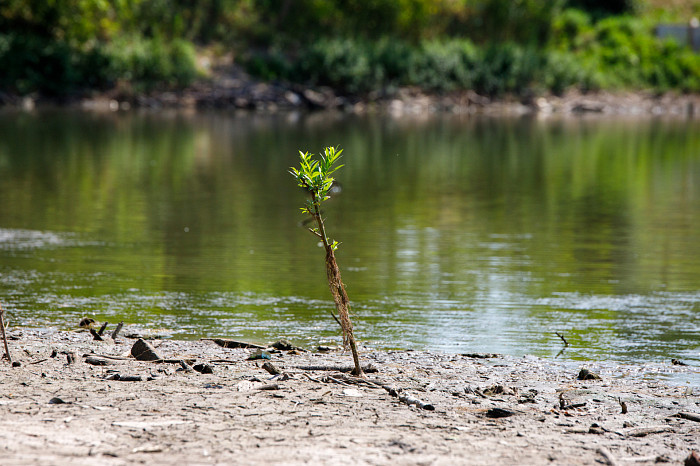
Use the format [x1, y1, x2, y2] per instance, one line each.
[0, 110, 699, 367]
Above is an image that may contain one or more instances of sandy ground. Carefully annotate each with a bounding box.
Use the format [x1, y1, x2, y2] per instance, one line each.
[0, 328, 699, 465]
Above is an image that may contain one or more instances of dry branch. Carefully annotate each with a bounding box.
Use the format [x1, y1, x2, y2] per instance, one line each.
[0, 301, 11, 363]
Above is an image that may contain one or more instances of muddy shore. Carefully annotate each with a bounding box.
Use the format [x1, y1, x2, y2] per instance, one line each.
[3, 63, 700, 118]
[0, 328, 698, 465]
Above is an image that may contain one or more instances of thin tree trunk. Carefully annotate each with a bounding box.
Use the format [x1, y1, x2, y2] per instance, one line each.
[312, 198, 363, 377]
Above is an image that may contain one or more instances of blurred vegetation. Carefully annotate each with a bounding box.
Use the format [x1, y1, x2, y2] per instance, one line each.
[0, 0, 699, 98]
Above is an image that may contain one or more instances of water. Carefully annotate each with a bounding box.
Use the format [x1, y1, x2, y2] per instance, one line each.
[1, 109, 699, 374]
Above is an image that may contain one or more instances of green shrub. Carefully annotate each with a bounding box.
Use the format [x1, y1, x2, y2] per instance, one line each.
[409, 40, 478, 91]
[565, 0, 641, 17]
[247, 37, 591, 97]
[551, 9, 594, 50]
[105, 35, 198, 89]
[0, 31, 198, 96]
[0, 32, 103, 95]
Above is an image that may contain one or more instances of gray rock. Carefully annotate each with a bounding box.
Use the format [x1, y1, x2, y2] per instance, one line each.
[131, 338, 161, 361]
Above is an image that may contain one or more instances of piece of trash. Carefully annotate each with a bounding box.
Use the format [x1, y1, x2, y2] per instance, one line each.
[262, 361, 281, 375]
[236, 381, 260, 392]
[247, 349, 271, 360]
[131, 339, 161, 361]
[193, 364, 213, 374]
[343, 388, 363, 397]
[577, 368, 601, 380]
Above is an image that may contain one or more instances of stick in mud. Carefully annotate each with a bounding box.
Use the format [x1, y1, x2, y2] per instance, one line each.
[201, 338, 266, 349]
[111, 321, 123, 340]
[0, 301, 12, 364]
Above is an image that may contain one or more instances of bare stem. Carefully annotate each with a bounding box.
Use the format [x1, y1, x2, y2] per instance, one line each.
[311, 197, 363, 377]
[0, 302, 12, 364]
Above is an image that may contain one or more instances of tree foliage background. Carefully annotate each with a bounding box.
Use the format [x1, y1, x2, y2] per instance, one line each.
[1, 0, 698, 96]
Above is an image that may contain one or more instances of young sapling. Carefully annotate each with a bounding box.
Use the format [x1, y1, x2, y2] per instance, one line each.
[290, 146, 363, 377]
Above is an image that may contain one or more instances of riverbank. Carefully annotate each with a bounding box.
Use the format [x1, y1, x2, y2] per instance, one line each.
[3, 62, 700, 118]
[0, 328, 698, 465]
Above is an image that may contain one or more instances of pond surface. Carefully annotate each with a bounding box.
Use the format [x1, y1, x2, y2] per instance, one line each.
[0, 109, 699, 370]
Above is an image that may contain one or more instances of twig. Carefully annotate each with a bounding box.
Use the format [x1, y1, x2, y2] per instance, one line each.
[200, 338, 265, 349]
[303, 373, 322, 383]
[675, 412, 700, 423]
[328, 309, 342, 327]
[97, 321, 108, 336]
[618, 397, 628, 414]
[0, 301, 11, 364]
[83, 353, 195, 364]
[555, 331, 569, 347]
[111, 321, 123, 340]
[294, 364, 377, 373]
[89, 328, 103, 341]
[323, 375, 351, 386]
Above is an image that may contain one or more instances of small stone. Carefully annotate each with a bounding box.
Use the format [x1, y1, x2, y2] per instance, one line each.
[685, 451, 700, 466]
[131, 339, 161, 361]
[79, 317, 95, 328]
[485, 407, 519, 418]
[193, 364, 213, 374]
[85, 356, 113, 366]
[577, 368, 602, 381]
[271, 339, 294, 351]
